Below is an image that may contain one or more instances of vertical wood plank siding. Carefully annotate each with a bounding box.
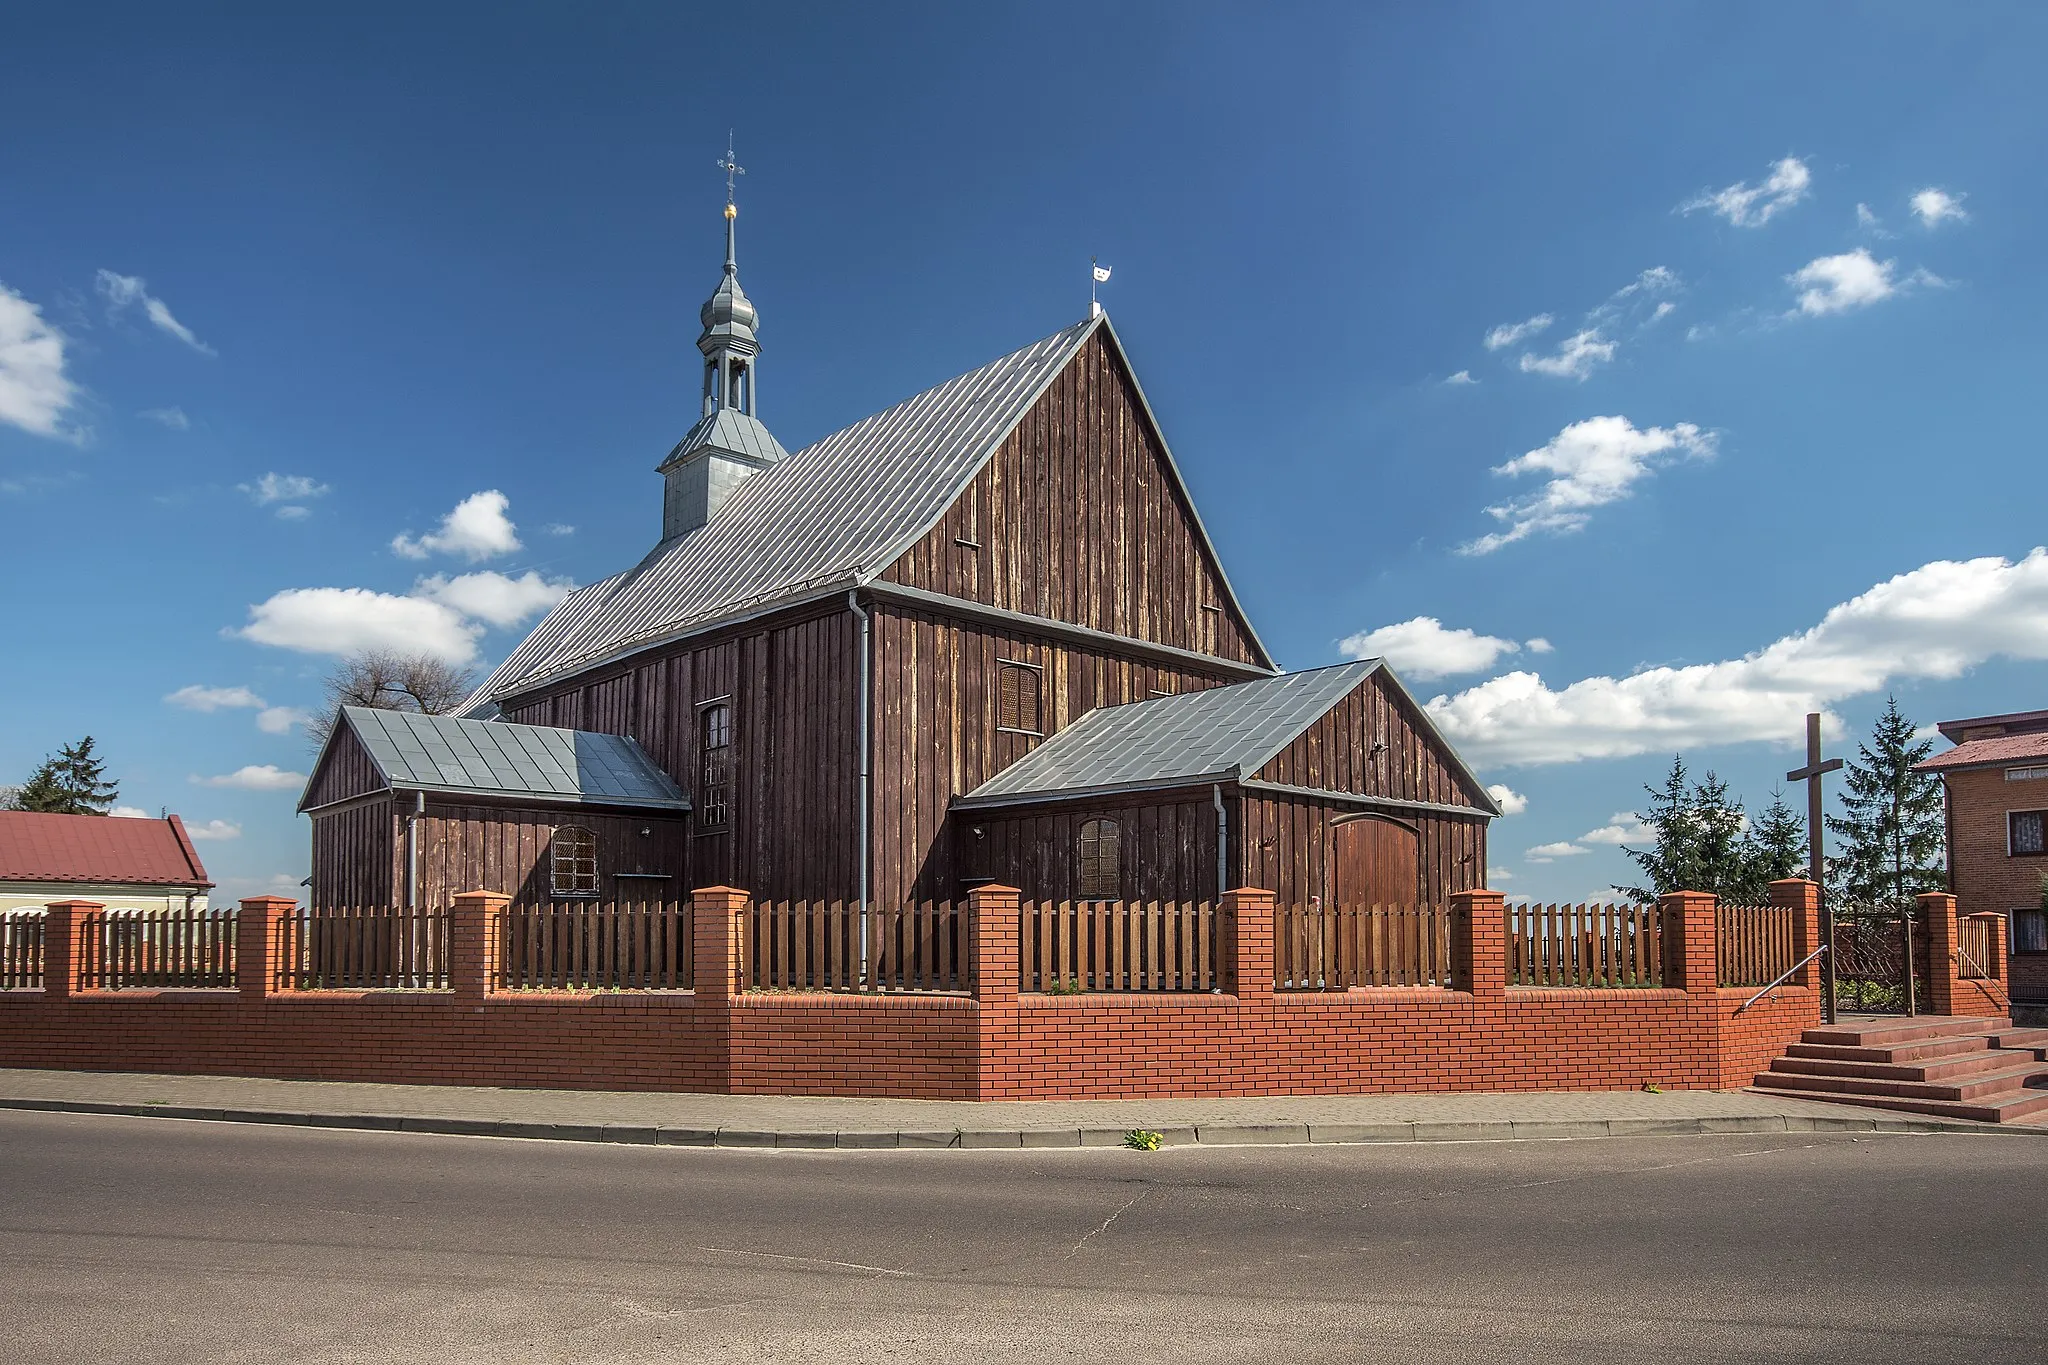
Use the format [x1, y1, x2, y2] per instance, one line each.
[414, 803, 690, 909]
[302, 725, 386, 810]
[1252, 670, 1490, 810]
[879, 331, 1264, 667]
[1237, 790, 1485, 907]
[310, 800, 399, 909]
[964, 796, 1220, 904]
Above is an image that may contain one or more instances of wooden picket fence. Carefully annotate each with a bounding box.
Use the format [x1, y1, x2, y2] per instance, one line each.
[1715, 904, 1796, 988]
[1, 911, 45, 990]
[1274, 904, 1453, 990]
[276, 905, 452, 990]
[75, 906, 237, 990]
[1020, 900, 1222, 993]
[1959, 914, 1997, 980]
[1507, 902, 1664, 988]
[498, 900, 692, 991]
[745, 900, 968, 993]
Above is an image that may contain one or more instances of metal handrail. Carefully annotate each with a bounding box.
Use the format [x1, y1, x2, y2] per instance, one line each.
[1737, 945, 1827, 1013]
[1955, 942, 2009, 1003]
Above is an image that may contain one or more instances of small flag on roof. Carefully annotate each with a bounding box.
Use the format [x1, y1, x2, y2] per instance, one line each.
[1092, 264, 1112, 282]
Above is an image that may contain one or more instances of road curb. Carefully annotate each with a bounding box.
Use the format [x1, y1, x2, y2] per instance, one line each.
[2, 1094, 2040, 1147]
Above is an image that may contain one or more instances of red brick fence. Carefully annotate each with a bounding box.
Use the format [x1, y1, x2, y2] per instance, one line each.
[0, 881, 2002, 1100]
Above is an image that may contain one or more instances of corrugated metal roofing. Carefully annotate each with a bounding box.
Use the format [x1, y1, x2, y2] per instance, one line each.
[468, 318, 1101, 706]
[336, 708, 689, 810]
[0, 811, 212, 888]
[659, 406, 789, 468]
[961, 662, 1383, 804]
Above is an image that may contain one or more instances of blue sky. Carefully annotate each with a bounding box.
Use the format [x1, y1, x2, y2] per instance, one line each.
[4, 3, 2045, 903]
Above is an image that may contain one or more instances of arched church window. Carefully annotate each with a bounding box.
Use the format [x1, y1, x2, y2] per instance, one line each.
[1079, 818, 1120, 899]
[998, 660, 1042, 735]
[550, 826, 598, 898]
[700, 703, 733, 829]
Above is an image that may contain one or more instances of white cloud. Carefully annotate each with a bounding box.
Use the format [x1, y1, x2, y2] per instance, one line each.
[241, 473, 332, 506]
[1460, 416, 1715, 555]
[1518, 329, 1615, 381]
[0, 282, 82, 441]
[275, 505, 311, 521]
[95, 270, 214, 355]
[140, 406, 190, 430]
[1484, 314, 1552, 351]
[1443, 370, 1477, 386]
[1526, 638, 1554, 654]
[165, 684, 264, 712]
[543, 523, 576, 537]
[1681, 156, 1811, 227]
[1486, 784, 1528, 816]
[233, 586, 484, 664]
[1527, 841, 1588, 863]
[1579, 813, 1653, 846]
[1339, 617, 1527, 680]
[414, 570, 572, 630]
[195, 765, 306, 791]
[393, 489, 521, 561]
[1910, 188, 1968, 228]
[1488, 867, 1515, 883]
[1647, 301, 1676, 325]
[110, 806, 153, 819]
[1425, 548, 2048, 768]
[256, 706, 311, 735]
[185, 819, 242, 840]
[1787, 249, 1899, 316]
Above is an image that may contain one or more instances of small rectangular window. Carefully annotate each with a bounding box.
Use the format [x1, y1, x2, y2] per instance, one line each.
[2013, 909, 2047, 954]
[551, 826, 598, 897]
[2011, 810, 2047, 857]
[1079, 818, 1120, 899]
[700, 703, 733, 830]
[997, 661, 1042, 734]
[2007, 766, 2048, 782]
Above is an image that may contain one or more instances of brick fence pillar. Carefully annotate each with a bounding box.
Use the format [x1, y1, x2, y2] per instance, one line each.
[1770, 878, 1822, 986]
[450, 890, 510, 1003]
[42, 899, 100, 999]
[237, 896, 295, 1001]
[1920, 890, 1963, 1016]
[968, 884, 1020, 1003]
[1223, 887, 1276, 1001]
[689, 887, 749, 1004]
[1660, 891, 1719, 994]
[1450, 888, 1506, 999]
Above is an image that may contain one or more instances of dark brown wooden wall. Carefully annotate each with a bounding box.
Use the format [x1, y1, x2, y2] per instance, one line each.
[1238, 791, 1486, 906]
[959, 794, 1221, 903]
[869, 602, 1242, 904]
[499, 608, 859, 901]
[880, 331, 1265, 667]
[414, 803, 690, 908]
[310, 799, 400, 908]
[1252, 670, 1489, 810]
[303, 725, 383, 811]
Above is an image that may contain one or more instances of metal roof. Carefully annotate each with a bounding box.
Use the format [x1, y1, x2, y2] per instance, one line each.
[322, 707, 689, 811]
[658, 406, 788, 471]
[468, 313, 1275, 708]
[959, 662, 1384, 806]
[0, 811, 212, 888]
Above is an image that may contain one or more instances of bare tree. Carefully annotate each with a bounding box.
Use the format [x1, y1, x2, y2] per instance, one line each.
[308, 650, 478, 751]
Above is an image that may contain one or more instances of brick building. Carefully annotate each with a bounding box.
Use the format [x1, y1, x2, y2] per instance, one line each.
[1917, 708, 2048, 1008]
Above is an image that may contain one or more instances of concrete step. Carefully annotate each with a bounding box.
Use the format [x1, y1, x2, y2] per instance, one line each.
[1989, 1027, 2048, 1055]
[1753, 1061, 2048, 1104]
[1768, 1050, 2021, 1084]
[1786, 1036, 1996, 1065]
[1800, 1017, 2007, 1049]
[1749, 1082, 2048, 1126]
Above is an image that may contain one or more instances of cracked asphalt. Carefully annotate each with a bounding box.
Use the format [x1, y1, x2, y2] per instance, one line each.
[2, 1109, 2043, 1363]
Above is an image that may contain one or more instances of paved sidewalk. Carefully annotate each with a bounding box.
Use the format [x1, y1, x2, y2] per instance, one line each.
[5, 1067, 2040, 1148]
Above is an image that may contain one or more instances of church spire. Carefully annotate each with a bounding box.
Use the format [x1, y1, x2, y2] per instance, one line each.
[698, 132, 759, 418]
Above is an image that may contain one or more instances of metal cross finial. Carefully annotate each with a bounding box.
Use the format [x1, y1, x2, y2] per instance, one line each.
[718, 131, 745, 207]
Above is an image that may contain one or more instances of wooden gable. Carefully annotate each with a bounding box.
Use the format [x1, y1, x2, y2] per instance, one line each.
[299, 720, 387, 812]
[879, 328, 1268, 668]
[1250, 669, 1492, 812]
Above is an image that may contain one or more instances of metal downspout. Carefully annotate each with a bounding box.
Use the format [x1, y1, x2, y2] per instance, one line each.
[406, 791, 424, 908]
[850, 591, 872, 978]
[1214, 783, 1229, 898]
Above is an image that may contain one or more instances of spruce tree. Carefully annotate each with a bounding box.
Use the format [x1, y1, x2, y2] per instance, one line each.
[1825, 697, 1945, 913]
[11, 737, 120, 815]
[1731, 787, 1806, 905]
[1616, 757, 1750, 900]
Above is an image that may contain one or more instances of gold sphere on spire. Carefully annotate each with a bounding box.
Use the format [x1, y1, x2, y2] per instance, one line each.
[725, 202, 737, 220]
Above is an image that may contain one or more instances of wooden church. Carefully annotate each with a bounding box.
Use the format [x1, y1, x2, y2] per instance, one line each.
[301, 194, 1499, 910]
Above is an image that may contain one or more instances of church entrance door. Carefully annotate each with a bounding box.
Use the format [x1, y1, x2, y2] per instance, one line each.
[1329, 814, 1419, 908]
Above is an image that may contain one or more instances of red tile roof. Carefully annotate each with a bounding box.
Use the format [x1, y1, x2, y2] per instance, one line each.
[1916, 733, 2048, 773]
[0, 811, 212, 888]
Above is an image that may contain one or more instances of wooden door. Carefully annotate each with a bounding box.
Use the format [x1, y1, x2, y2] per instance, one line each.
[1330, 815, 1419, 907]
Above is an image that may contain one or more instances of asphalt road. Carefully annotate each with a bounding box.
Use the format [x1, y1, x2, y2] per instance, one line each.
[1, 1112, 2042, 1364]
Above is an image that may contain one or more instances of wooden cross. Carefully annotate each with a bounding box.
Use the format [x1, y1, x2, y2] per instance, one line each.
[718, 131, 745, 206]
[1786, 711, 1843, 1020]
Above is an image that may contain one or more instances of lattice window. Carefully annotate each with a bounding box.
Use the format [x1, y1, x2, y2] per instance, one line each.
[2012, 810, 2046, 857]
[998, 661, 1042, 734]
[550, 826, 598, 897]
[2013, 909, 2047, 955]
[1079, 818, 1120, 899]
[700, 703, 733, 829]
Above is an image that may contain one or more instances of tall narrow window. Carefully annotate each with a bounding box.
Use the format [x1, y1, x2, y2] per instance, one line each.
[551, 826, 598, 897]
[1079, 818, 1120, 899]
[2011, 810, 2046, 857]
[700, 703, 733, 829]
[998, 661, 1042, 734]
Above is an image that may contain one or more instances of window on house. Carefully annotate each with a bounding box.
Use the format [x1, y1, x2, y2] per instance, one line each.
[1079, 818, 1120, 899]
[700, 703, 733, 829]
[2008, 766, 2048, 783]
[2014, 909, 2048, 955]
[998, 661, 1042, 734]
[2011, 810, 2047, 857]
[550, 826, 598, 897]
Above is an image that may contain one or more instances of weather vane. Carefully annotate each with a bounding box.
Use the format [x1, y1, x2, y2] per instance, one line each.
[718, 131, 745, 215]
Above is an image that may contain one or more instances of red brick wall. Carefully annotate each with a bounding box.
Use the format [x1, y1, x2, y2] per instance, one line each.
[1944, 767, 2047, 1001]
